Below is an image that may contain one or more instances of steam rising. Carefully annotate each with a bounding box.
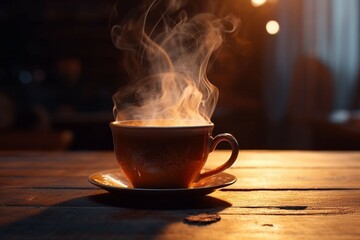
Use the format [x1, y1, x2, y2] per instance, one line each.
[112, 0, 239, 125]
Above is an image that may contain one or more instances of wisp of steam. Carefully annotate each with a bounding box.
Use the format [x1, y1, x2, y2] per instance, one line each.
[111, 0, 239, 126]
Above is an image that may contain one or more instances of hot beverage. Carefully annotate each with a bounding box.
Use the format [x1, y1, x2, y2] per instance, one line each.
[110, 120, 238, 188]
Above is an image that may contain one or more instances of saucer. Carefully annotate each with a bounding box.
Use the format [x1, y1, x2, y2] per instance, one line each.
[88, 169, 236, 198]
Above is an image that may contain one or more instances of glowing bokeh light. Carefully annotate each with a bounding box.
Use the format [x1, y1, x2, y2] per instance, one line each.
[266, 20, 280, 35]
[251, 0, 266, 7]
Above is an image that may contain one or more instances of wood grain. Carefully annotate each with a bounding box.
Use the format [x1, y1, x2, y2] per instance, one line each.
[0, 150, 359, 239]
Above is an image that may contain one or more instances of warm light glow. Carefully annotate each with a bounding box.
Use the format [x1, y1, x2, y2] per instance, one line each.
[251, 0, 267, 7]
[266, 20, 280, 35]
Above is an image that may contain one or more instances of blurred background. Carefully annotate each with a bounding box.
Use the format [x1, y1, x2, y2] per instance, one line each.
[0, 0, 359, 151]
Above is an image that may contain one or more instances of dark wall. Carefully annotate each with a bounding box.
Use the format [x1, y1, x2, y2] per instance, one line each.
[2, 1, 358, 150]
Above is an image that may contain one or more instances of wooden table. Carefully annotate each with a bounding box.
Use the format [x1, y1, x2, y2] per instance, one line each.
[1, 150, 359, 239]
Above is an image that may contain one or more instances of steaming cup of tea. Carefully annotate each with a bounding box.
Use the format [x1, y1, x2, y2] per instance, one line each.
[110, 119, 238, 189]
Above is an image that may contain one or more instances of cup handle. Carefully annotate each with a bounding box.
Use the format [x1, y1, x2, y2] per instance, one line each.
[196, 133, 239, 182]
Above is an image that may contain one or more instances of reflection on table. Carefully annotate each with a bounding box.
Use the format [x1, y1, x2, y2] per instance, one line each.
[0, 150, 359, 239]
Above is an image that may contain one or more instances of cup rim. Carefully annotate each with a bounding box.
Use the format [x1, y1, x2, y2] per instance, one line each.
[110, 119, 214, 129]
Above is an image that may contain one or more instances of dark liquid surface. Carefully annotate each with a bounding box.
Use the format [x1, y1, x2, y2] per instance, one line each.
[113, 119, 211, 127]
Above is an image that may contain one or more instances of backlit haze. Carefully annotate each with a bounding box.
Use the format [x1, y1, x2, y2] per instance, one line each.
[111, 0, 239, 126]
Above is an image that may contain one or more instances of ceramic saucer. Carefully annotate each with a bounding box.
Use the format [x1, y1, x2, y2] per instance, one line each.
[88, 169, 236, 198]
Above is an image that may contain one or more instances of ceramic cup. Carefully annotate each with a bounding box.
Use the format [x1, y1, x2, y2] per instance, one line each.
[110, 120, 239, 189]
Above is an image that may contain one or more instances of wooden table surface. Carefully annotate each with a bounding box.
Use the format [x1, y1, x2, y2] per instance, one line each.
[0, 150, 359, 239]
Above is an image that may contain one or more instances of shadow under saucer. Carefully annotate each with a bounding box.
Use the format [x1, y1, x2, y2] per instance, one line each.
[88, 192, 232, 210]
